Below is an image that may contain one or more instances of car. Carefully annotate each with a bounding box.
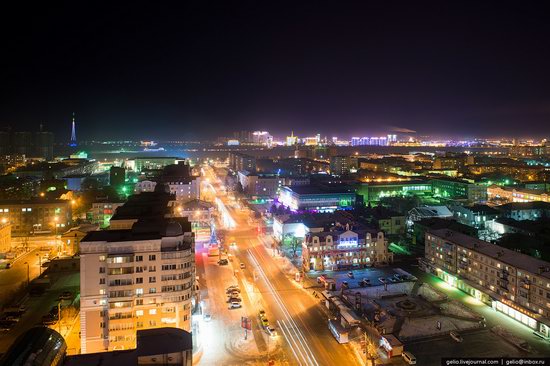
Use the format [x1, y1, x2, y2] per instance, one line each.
[1, 315, 20, 323]
[362, 279, 371, 286]
[42, 314, 58, 326]
[59, 291, 73, 300]
[378, 277, 387, 284]
[266, 326, 277, 337]
[0, 320, 16, 331]
[347, 272, 354, 278]
[227, 291, 240, 298]
[226, 297, 242, 303]
[260, 317, 269, 327]
[402, 351, 416, 365]
[203, 314, 212, 322]
[393, 274, 403, 281]
[389, 277, 398, 283]
[240, 263, 246, 269]
[226, 288, 240, 294]
[218, 259, 229, 265]
[228, 302, 242, 310]
[342, 281, 349, 289]
[450, 331, 463, 343]
[259, 310, 266, 319]
[227, 285, 239, 290]
[229, 242, 237, 248]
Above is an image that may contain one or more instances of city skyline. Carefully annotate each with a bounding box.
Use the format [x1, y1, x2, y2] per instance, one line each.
[2, 1, 550, 140]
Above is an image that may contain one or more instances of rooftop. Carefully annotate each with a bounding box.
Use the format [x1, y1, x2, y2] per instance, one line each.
[284, 184, 356, 195]
[429, 228, 550, 280]
[497, 201, 550, 211]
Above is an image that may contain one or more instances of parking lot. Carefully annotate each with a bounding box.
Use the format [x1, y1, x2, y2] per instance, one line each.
[306, 266, 417, 291]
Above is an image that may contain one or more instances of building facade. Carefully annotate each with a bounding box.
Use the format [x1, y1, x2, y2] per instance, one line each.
[279, 185, 357, 212]
[432, 178, 487, 203]
[79, 219, 195, 353]
[423, 229, 550, 339]
[303, 229, 392, 271]
[488, 185, 550, 204]
[0, 199, 72, 236]
[0, 221, 11, 253]
[87, 201, 125, 228]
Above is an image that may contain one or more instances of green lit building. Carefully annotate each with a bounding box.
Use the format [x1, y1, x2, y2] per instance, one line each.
[357, 180, 432, 204]
[431, 178, 487, 203]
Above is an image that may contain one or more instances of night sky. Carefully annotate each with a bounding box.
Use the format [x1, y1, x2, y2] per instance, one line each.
[2, 1, 550, 141]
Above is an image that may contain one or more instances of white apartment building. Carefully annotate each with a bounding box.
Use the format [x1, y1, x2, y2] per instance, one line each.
[134, 178, 200, 202]
[424, 228, 550, 339]
[303, 229, 393, 271]
[79, 219, 195, 353]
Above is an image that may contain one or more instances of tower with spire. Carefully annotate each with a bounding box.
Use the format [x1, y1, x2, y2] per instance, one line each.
[69, 112, 77, 147]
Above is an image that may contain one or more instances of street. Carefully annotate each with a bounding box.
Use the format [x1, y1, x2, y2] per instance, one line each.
[195, 165, 362, 365]
[0, 248, 43, 307]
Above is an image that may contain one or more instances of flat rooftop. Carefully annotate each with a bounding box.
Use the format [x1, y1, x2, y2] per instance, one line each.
[429, 228, 550, 280]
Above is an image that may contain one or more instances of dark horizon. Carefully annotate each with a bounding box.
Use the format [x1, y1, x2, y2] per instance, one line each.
[2, 1, 550, 141]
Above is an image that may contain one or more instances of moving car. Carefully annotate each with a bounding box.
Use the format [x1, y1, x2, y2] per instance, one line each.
[227, 291, 240, 298]
[218, 259, 229, 265]
[228, 302, 242, 310]
[226, 287, 240, 294]
[260, 317, 269, 327]
[240, 263, 246, 269]
[259, 310, 266, 319]
[203, 314, 212, 322]
[226, 297, 242, 303]
[0, 320, 16, 332]
[450, 330, 463, 343]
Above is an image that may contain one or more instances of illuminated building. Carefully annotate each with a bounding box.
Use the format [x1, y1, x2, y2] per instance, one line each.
[134, 180, 157, 193]
[487, 185, 550, 203]
[329, 155, 357, 176]
[423, 229, 550, 338]
[60, 223, 99, 255]
[408, 205, 453, 222]
[252, 131, 272, 146]
[450, 204, 499, 229]
[467, 163, 544, 181]
[0, 220, 11, 253]
[125, 157, 178, 172]
[303, 228, 392, 271]
[286, 131, 298, 146]
[350, 136, 389, 146]
[356, 180, 432, 204]
[228, 152, 256, 172]
[70, 112, 77, 147]
[87, 201, 125, 228]
[0, 199, 71, 236]
[279, 185, 357, 212]
[79, 217, 195, 353]
[172, 199, 213, 245]
[431, 178, 487, 203]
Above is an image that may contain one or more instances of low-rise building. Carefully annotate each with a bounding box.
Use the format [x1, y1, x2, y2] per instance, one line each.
[423, 229, 550, 339]
[0, 220, 11, 253]
[496, 201, 550, 221]
[87, 201, 125, 228]
[408, 205, 453, 222]
[450, 204, 500, 229]
[356, 180, 432, 204]
[279, 184, 357, 212]
[0, 199, 72, 236]
[303, 228, 392, 271]
[432, 178, 487, 203]
[488, 185, 550, 204]
[60, 224, 99, 255]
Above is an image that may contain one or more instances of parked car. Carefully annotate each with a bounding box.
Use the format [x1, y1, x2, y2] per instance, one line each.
[1, 315, 20, 323]
[0, 320, 16, 331]
[450, 331, 463, 343]
[228, 302, 242, 310]
[402, 351, 416, 365]
[393, 274, 403, 281]
[363, 279, 371, 286]
[347, 272, 354, 278]
[266, 326, 277, 337]
[42, 315, 57, 326]
[378, 277, 387, 284]
[342, 281, 349, 289]
[240, 263, 246, 269]
[389, 277, 398, 283]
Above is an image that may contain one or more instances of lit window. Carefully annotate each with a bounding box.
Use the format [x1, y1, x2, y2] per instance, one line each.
[149, 309, 157, 315]
[136, 310, 144, 316]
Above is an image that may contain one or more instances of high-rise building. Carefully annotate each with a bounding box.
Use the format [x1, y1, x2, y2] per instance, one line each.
[70, 112, 77, 147]
[79, 217, 195, 353]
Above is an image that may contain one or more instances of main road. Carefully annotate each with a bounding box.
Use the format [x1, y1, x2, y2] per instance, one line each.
[204, 165, 360, 366]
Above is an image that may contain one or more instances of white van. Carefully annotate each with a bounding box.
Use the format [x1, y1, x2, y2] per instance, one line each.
[402, 351, 416, 365]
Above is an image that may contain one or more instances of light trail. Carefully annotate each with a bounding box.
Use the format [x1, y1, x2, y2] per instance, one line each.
[248, 248, 320, 366]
